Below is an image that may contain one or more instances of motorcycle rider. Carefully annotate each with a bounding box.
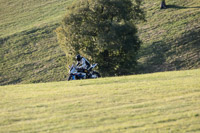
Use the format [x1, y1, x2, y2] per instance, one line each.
[75, 54, 90, 74]
[67, 55, 100, 81]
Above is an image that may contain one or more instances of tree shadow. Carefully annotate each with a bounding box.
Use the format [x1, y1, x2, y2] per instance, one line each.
[137, 29, 200, 74]
[167, 5, 200, 9]
[166, 29, 200, 70]
[137, 41, 171, 73]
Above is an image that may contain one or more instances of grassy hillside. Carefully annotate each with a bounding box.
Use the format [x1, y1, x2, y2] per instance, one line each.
[137, 0, 200, 73]
[0, 0, 76, 85]
[0, 69, 200, 132]
[0, 0, 74, 37]
[0, 0, 200, 85]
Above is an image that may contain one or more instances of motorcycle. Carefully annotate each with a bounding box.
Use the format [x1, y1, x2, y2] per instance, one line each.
[68, 63, 101, 81]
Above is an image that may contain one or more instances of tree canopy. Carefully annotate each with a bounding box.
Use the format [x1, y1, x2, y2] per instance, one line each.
[56, 0, 145, 76]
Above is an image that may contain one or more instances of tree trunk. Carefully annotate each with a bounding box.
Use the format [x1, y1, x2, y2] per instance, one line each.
[161, 0, 167, 9]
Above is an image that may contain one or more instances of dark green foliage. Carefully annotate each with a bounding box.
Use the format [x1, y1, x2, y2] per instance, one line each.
[56, 0, 145, 76]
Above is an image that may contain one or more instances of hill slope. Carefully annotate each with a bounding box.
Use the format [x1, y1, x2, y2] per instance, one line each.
[0, 0, 74, 37]
[0, 0, 76, 85]
[0, 0, 200, 85]
[0, 69, 200, 132]
[138, 0, 200, 73]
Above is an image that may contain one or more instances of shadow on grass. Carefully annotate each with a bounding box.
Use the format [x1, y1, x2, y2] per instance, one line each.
[137, 29, 200, 74]
[166, 5, 200, 9]
[167, 29, 200, 69]
[137, 41, 170, 73]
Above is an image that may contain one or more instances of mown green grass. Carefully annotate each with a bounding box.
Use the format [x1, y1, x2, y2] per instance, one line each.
[137, 0, 200, 73]
[0, 69, 200, 132]
[0, 0, 76, 85]
[0, 24, 68, 85]
[0, 0, 75, 38]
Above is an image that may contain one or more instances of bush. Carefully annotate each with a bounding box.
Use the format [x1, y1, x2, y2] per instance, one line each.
[56, 0, 145, 76]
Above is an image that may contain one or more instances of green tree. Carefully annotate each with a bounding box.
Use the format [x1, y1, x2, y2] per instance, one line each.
[56, 0, 145, 76]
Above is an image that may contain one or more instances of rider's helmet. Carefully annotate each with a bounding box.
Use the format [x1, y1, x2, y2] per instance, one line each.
[76, 54, 82, 61]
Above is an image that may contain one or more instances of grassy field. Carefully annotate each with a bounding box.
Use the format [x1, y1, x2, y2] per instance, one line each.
[0, 0, 200, 85]
[0, 0, 76, 85]
[0, 69, 200, 132]
[0, 0, 75, 37]
[137, 0, 200, 73]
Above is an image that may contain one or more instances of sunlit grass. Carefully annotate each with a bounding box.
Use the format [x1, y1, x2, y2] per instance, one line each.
[0, 69, 200, 132]
[0, 0, 75, 37]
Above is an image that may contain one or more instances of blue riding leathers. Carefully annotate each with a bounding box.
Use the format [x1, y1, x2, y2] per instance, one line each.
[76, 57, 90, 70]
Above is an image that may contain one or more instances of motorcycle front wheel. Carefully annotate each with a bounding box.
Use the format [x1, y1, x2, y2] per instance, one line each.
[92, 71, 101, 78]
[68, 75, 72, 81]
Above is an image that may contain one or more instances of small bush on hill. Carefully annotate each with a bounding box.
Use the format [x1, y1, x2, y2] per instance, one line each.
[56, 0, 145, 76]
